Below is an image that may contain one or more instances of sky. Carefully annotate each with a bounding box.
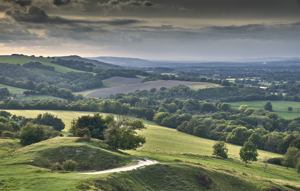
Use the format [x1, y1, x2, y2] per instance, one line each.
[0, 0, 300, 60]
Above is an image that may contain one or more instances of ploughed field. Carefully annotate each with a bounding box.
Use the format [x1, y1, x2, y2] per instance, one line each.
[77, 77, 221, 98]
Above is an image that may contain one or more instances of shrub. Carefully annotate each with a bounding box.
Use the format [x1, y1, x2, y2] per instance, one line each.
[51, 162, 63, 171]
[62, 160, 78, 171]
[266, 157, 284, 166]
[212, 141, 228, 159]
[33, 157, 51, 168]
[1, 131, 15, 138]
[296, 160, 300, 173]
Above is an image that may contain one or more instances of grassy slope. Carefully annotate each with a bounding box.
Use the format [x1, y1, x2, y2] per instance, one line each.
[0, 55, 81, 73]
[5, 110, 300, 186]
[229, 101, 300, 119]
[1, 110, 300, 190]
[81, 164, 278, 191]
[0, 84, 27, 95]
[0, 137, 132, 191]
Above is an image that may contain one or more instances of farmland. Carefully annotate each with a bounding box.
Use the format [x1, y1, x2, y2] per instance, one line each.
[229, 101, 300, 119]
[78, 77, 221, 98]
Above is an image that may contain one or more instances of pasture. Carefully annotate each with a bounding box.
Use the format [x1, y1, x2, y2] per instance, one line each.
[229, 101, 300, 119]
[78, 77, 221, 98]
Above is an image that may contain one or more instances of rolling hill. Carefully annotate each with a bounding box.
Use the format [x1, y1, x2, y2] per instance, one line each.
[3, 109, 300, 190]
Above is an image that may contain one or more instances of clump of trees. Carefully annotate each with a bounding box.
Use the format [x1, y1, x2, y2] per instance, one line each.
[0, 111, 64, 145]
[70, 114, 146, 150]
[70, 114, 112, 140]
[104, 120, 145, 150]
[34, 113, 65, 131]
[20, 123, 59, 145]
[212, 141, 228, 159]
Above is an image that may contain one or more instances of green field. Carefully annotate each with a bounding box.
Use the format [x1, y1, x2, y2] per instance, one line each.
[229, 101, 300, 119]
[0, 83, 27, 95]
[0, 55, 81, 73]
[1, 110, 299, 190]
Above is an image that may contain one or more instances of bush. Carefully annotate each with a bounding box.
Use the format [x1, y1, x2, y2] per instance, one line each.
[212, 141, 228, 159]
[266, 157, 284, 166]
[62, 160, 78, 171]
[296, 160, 300, 173]
[33, 157, 51, 168]
[1, 130, 15, 138]
[51, 162, 63, 171]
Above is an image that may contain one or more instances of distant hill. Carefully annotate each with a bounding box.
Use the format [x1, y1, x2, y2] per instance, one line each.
[91, 56, 300, 68]
[90, 56, 156, 68]
[0, 55, 143, 99]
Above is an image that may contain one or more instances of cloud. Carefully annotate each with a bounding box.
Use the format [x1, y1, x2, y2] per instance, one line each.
[6, 5, 142, 26]
[53, 0, 70, 6]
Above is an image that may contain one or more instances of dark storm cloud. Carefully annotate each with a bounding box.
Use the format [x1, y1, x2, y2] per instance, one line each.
[53, 0, 70, 6]
[6, 6, 142, 25]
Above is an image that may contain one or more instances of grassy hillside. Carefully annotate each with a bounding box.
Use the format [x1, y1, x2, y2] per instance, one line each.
[0, 137, 132, 191]
[4, 110, 300, 188]
[0, 83, 27, 95]
[1, 110, 300, 190]
[80, 164, 291, 191]
[13, 137, 132, 171]
[0, 55, 80, 73]
[229, 101, 300, 119]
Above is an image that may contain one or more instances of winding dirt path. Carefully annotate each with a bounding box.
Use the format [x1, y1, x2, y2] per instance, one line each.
[80, 159, 158, 175]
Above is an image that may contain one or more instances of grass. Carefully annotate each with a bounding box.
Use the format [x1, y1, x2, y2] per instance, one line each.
[0, 137, 131, 191]
[0, 83, 27, 95]
[80, 164, 273, 191]
[1, 109, 300, 190]
[0, 55, 82, 73]
[229, 101, 300, 119]
[12, 137, 132, 171]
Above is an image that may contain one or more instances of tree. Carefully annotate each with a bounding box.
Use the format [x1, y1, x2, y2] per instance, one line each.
[70, 114, 110, 139]
[34, 113, 65, 131]
[226, 126, 251, 145]
[264, 102, 273, 112]
[240, 141, 258, 164]
[213, 141, 228, 159]
[20, 124, 58, 145]
[288, 107, 293, 112]
[104, 121, 145, 150]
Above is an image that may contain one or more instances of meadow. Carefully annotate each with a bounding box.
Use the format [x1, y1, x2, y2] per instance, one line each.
[4, 109, 300, 189]
[229, 101, 300, 119]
